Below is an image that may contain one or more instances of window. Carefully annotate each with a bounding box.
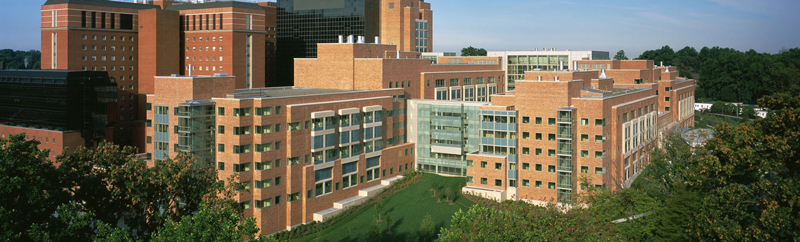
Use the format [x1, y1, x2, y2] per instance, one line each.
[535, 164, 542, 171]
[480, 178, 487, 185]
[233, 126, 251, 135]
[595, 135, 604, 143]
[581, 118, 589, 126]
[233, 144, 252, 154]
[548, 182, 556, 190]
[480, 161, 487, 168]
[522, 163, 530, 170]
[535, 148, 542, 156]
[495, 163, 502, 170]
[466, 176, 473, 183]
[535, 117, 542, 124]
[581, 166, 589, 174]
[450, 78, 458, 86]
[595, 167, 605, 175]
[548, 165, 555, 173]
[548, 118, 556, 125]
[522, 132, 530, 139]
[595, 119, 605, 127]
[522, 179, 530, 187]
[218, 107, 225, 116]
[495, 179, 502, 187]
[665, 107, 671, 111]
[548, 134, 555, 141]
[522, 147, 530, 155]
[233, 108, 252, 117]
[218, 144, 224, 152]
[521, 116, 530, 124]
[288, 192, 301, 202]
[581, 134, 589, 142]
[218, 125, 225, 134]
[548, 149, 556, 157]
[535, 181, 542, 188]
[233, 163, 251, 172]
[217, 162, 225, 170]
[595, 151, 605, 159]
[535, 133, 542, 140]
[581, 150, 589, 157]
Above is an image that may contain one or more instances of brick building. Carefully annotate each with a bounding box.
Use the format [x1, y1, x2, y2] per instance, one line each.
[40, 0, 277, 150]
[276, 0, 432, 86]
[400, 60, 698, 204]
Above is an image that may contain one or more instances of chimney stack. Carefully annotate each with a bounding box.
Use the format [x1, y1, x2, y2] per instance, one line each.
[188, 64, 193, 76]
[559, 61, 563, 71]
[375, 36, 380, 44]
[338, 35, 343, 43]
[347, 35, 354, 43]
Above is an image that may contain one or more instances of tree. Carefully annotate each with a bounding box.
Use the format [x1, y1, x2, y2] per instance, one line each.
[741, 106, 756, 118]
[418, 213, 436, 241]
[151, 203, 261, 242]
[57, 143, 236, 240]
[614, 50, 629, 60]
[710, 101, 727, 114]
[460, 46, 487, 56]
[0, 134, 68, 241]
[374, 200, 384, 222]
[439, 203, 623, 241]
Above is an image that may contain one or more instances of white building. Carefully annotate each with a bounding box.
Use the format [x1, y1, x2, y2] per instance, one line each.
[487, 50, 610, 91]
[695, 102, 712, 111]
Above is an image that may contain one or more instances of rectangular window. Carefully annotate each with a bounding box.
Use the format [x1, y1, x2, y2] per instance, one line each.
[522, 179, 530, 187]
[480, 161, 487, 168]
[595, 167, 605, 175]
[480, 178, 488, 185]
[535, 148, 542, 156]
[495, 163, 502, 170]
[218, 107, 225, 116]
[233, 163, 251, 172]
[581, 166, 589, 174]
[495, 179, 502, 187]
[535, 117, 542, 124]
[548, 165, 555, 173]
[548, 118, 556, 125]
[595, 119, 605, 126]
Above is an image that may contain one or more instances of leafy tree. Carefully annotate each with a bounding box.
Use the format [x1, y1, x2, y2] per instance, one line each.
[374, 200, 384, 222]
[710, 101, 727, 114]
[460, 46, 487, 56]
[0, 49, 41, 70]
[637, 45, 675, 66]
[0, 134, 68, 241]
[57, 143, 236, 240]
[418, 213, 436, 241]
[614, 50, 629, 60]
[151, 203, 261, 242]
[440, 203, 623, 241]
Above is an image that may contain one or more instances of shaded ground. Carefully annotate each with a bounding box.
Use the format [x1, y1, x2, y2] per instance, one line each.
[694, 111, 744, 129]
[297, 174, 473, 242]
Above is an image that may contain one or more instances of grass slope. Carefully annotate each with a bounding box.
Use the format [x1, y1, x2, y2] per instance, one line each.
[297, 174, 473, 242]
[694, 111, 744, 129]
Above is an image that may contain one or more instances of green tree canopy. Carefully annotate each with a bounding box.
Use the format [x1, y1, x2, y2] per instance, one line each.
[614, 50, 629, 60]
[460, 46, 487, 56]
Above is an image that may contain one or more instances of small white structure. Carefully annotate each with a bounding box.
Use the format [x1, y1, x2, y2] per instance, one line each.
[694, 102, 712, 111]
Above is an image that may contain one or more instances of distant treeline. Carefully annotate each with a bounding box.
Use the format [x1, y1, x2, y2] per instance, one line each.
[635, 46, 800, 104]
[0, 49, 41, 70]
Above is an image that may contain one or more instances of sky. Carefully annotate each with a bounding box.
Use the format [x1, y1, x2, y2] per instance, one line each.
[1, 0, 799, 58]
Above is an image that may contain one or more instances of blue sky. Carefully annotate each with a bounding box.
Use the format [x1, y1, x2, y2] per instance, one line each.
[1, 0, 798, 58]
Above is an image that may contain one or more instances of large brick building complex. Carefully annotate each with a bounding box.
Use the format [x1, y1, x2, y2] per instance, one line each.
[456, 60, 695, 204]
[40, 0, 277, 149]
[34, 0, 698, 237]
[144, 39, 505, 234]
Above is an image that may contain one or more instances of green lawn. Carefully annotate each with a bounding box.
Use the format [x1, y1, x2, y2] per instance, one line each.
[694, 111, 745, 129]
[296, 173, 474, 242]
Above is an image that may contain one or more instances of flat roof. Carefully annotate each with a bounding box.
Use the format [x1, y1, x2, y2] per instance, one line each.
[165, 1, 264, 10]
[224, 87, 388, 100]
[44, 0, 160, 9]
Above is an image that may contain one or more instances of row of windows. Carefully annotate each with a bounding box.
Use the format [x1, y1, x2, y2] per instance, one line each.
[186, 55, 223, 61]
[81, 45, 134, 51]
[521, 116, 606, 126]
[82, 55, 135, 62]
[433, 77, 497, 87]
[470, 160, 605, 175]
[187, 36, 224, 42]
[216, 106, 282, 117]
[468, 177, 603, 191]
[82, 35, 134, 42]
[1, 133, 57, 144]
[520, 132, 605, 142]
[81, 66, 134, 72]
